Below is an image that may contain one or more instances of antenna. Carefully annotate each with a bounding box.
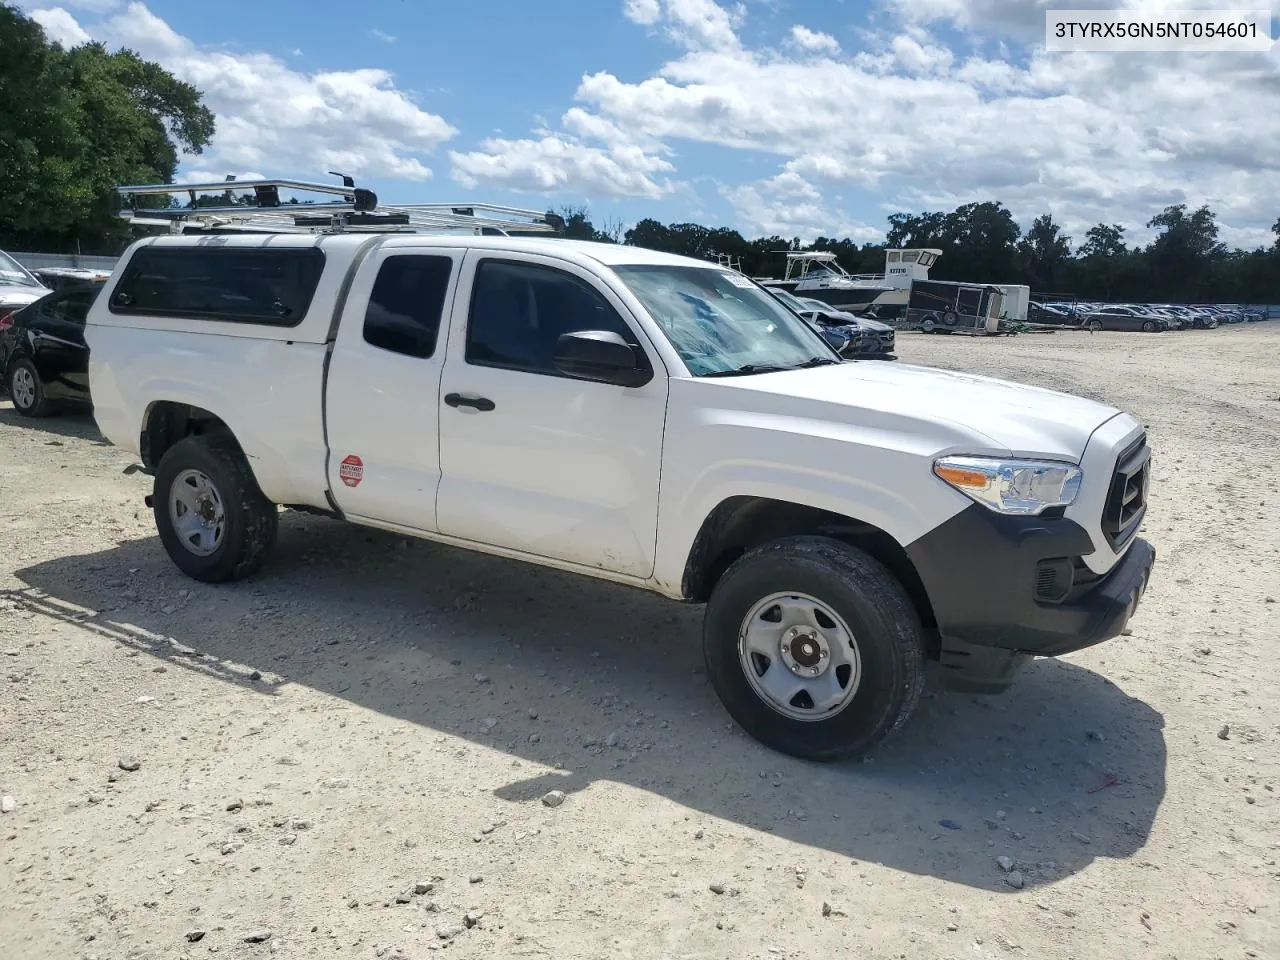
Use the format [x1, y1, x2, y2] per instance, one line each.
[115, 175, 564, 237]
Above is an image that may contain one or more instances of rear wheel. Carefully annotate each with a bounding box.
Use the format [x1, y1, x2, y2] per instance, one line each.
[1142, 320, 1157, 332]
[153, 435, 279, 582]
[942, 310, 959, 327]
[1087, 319, 1102, 332]
[920, 317, 937, 334]
[702, 536, 926, 761]
[7, 359, 51, 417]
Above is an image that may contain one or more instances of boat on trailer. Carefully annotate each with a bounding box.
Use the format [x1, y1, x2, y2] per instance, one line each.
[756, 248, 943, 317]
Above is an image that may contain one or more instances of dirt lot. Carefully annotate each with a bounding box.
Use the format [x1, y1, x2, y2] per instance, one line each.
[2, 324, 1278, 960]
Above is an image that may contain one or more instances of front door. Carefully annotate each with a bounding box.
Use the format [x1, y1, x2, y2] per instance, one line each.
[435, 252, 668, 579]
[324, 246, 462, 530]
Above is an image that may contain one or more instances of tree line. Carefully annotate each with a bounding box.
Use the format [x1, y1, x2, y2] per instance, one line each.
[0, 2, 214, 254]
[3, 3, 1277, 303]
[559, 201, 1280, 305]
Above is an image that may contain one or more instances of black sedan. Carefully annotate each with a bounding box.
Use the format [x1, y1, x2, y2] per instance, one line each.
[0, 284, 98, 417]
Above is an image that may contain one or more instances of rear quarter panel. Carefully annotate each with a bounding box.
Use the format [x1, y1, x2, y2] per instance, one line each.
[85, 326, 330, 506]
[84, 236, 349, 508]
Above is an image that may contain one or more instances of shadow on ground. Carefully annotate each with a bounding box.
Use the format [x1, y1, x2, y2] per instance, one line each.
[0, 402, 105, 442]
[11, 513, 1167, 891]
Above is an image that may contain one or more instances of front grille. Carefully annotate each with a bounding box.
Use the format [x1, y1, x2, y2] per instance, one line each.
[1102, 434, 1150, 549]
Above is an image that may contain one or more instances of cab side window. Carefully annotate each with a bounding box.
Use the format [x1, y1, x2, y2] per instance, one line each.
[465, 260, 643, 376]
[363, 255, 454, 359]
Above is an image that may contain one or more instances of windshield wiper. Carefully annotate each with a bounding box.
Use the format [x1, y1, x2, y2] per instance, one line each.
[703, 357, 841, 378]
[702, 363, 792, 378]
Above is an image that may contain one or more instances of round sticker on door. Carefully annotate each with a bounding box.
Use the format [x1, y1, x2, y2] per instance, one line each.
[339, 454, 364, 488]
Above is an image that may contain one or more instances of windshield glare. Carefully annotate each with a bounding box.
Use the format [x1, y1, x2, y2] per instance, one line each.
[768, 288, 810, 313]
[614, 265, 836, 376]
[0, 251, 39, 287]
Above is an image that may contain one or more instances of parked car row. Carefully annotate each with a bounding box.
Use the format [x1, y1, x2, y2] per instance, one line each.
[1028, 299, 1262, 332]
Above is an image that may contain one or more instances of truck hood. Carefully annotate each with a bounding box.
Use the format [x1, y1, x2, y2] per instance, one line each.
[709, 360, 1121, 461]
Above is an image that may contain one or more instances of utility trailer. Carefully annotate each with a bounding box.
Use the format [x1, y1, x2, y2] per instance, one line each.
[903, 279, 1007, 335]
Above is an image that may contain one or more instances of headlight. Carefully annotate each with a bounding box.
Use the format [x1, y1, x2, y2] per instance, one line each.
[933, 456, 1082, 516]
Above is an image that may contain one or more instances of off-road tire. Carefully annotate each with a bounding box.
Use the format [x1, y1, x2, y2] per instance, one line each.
[153, 435, 279, 583]
[7, 358, 51, 417]
[702, 535, 926, 762]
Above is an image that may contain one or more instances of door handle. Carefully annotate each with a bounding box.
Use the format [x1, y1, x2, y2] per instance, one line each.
[444, 392, 495, 412]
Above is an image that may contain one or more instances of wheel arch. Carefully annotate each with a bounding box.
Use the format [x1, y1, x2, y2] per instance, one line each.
[680, 495, 937, 647]
[140, 400, 245, 472]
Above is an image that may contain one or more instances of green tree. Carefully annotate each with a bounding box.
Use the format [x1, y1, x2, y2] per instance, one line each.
[1144, 203, 1225, 301]
[0, 3, 215, 253]
[0, 4, 88, 238]
[1078, 223, 1127, 259]
[1016, 213, 1071, 291]
[553, 205, 620, 243]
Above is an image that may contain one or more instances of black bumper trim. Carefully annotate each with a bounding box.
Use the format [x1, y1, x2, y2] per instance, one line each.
[906, 504, 1156, 692]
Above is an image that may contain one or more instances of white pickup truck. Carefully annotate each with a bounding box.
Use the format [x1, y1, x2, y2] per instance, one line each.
[85, 232, 1155, 761]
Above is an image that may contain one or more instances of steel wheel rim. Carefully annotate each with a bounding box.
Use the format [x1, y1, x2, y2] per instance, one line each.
[737, 591, 862, 722]
[11, 366, 35, 409]
[169, 468, 227, 557]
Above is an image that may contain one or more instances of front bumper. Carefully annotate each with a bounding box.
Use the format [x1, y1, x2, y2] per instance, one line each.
[905, 504, 1155, 693]
[852, 333, 896, 357]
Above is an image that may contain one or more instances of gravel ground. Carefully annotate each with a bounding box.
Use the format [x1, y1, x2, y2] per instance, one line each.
[1, 324, 1277, 960]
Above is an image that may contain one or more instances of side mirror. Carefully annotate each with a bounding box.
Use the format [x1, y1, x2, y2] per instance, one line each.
[553, 330, 652, 387]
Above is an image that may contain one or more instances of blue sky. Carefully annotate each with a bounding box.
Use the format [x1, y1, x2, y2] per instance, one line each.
[25, 0, 1280, 248]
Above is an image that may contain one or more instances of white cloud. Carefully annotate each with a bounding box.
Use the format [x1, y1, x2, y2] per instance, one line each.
[723, 173, 883, 242]
[177, 169, 266, 185]
[29, 7, 90, 45]
[788, 25, 840, 55]
[450, 136, 677, 199]
[370, 28, 396, 43]
[624, 0, 743, 50]
[623, 0, 661, 25]
[532, 0, 1280, 242]
[28, 3, 456, 182]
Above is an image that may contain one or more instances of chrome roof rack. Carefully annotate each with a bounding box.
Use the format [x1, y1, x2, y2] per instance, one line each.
[115, 173, 564, 237]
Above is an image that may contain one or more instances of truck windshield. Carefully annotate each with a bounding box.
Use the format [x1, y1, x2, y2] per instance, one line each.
[0, 251, 41, 287]
[614, 265, 837, 377]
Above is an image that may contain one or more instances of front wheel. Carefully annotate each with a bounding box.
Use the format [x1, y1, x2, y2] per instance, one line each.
[153, 435, 279, 583]
[702, 536, 926, 761]
[1087, 319, 1102, 332]
[1142, 320, 1157, 332]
